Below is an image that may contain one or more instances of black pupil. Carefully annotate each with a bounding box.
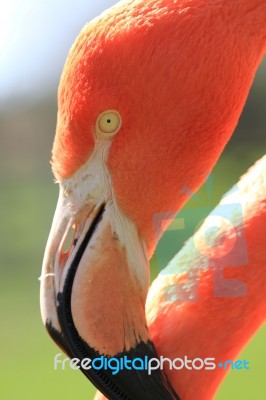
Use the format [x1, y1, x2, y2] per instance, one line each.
[107, 119, 111, 123]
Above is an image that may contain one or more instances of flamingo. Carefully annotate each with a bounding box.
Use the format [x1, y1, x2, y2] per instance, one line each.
[40, 0, 266, 399]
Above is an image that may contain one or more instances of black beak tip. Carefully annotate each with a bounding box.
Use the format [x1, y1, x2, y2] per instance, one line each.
[86, 340, 180, 400]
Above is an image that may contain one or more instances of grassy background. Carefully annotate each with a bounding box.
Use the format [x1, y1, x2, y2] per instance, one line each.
[0, 47, 265, 400]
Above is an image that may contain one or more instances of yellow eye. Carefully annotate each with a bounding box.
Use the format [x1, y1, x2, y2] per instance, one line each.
[96, 110, 122, 140]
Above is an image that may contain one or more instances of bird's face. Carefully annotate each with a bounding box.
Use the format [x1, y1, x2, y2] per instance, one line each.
[40, 1, 266, 398]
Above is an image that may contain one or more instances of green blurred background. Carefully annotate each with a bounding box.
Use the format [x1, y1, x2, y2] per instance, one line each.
[0, 1, 265, 399]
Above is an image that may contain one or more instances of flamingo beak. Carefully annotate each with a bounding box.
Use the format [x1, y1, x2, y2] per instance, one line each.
[40, 165, 179, 399]
[40, 184, 109, 352]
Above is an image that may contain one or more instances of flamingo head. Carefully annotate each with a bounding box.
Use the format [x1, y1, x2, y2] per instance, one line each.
[40, 1, 266, 398]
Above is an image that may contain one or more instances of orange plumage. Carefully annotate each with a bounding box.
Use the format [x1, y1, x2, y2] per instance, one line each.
[41, 1, 266, 399]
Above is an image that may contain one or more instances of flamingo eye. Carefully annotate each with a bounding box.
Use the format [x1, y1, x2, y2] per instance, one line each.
[96, 110, 122, 140]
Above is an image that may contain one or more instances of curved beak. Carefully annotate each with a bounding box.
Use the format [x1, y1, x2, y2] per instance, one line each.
[40, 188, 106, 355]
[40, 143, 180, 399]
